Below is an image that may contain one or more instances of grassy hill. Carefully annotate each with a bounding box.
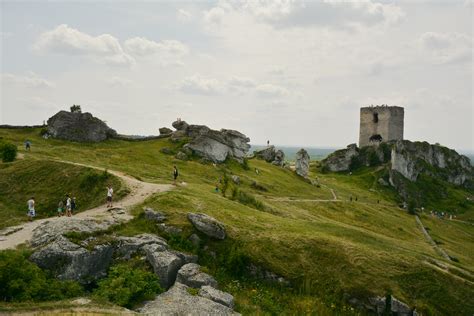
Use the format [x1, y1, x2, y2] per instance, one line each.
[0, 127, 473, 315]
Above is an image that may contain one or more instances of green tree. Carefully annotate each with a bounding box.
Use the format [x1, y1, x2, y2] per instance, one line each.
[0, 140, 17, 162]
[70, 104, 82, 113]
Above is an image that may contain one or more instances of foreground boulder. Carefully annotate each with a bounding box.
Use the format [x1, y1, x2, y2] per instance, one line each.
[47, 110, 117, 142]
[31, 218, 119, 247]
[176, 263, 218, 288]
[143, 244, 184, 289]
[138, 282, 238, 315]
[30, 236, 113, 284]
[199, 285, 235, 309]
[295, 148, 310, 177]
[188, 213, 226, 240]
[170, 120, 250, 163]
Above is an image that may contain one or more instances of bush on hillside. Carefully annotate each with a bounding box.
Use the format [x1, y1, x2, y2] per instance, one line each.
[94, 262, 162, 308]
[231, 187, 265, 211]
[0, 249, 83, 302]
[80, 169, 111, 189]
[0, 140, 17, 162]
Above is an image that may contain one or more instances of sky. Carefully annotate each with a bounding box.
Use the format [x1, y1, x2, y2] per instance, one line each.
[1, 0, 473, 151]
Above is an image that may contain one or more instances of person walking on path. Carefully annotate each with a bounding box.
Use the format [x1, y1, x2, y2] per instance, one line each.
[106, 185, 114, 208]
[173, 166, 179, 185]
[65, 194, 72, 217]
[57, 200, 64, 217]
[27, 197, 36, 221]
[71, 197, 76, 215]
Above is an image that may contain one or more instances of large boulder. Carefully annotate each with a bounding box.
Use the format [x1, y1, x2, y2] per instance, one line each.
[47, 111, 117, 142]
[143, 244, 184, 289]
[30, 236, 113, 284]
[176, 263, 218, 288]
[187, 213, 226, 240]
[159, 127, 173, 135]
[115, 233, 168, 259]
[138, 282, 239, 315]
[170, 120, 251, 163]
[321, 144, 359, 172]
[255, 146, 285, 166]
[31, 218, 119, 248]
[295, 148, 310, 177]
[199, 285, 235, 309]
[143, 207, 167, 222]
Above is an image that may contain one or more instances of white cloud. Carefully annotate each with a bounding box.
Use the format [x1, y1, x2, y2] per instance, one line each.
[255, 83, 289, 97]
[124, 37, 189, 56]
[106, 76, 132, 87]
[177, 9, 192, 22]
[203, 7, 226, 25]
[177, 74, 224, 95]
[419, 32, 472, 64]
[1, 72, 55, 88]
[34, 24, 135, 66]
[227, 76, 257, 88]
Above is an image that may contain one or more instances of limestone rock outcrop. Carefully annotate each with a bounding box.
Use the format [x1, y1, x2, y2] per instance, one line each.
[159, 127, 173, 135]
[170, 120, 250, 163]
[321, 144, 359, 172]
[199, 285, 235, 309]
[143, 244, 185, 289]
[30, 236, 113, 284]
[143, 207, 167, 223]
[390, 140, 472, 186]
[254, 146, 285, 166]
[295, 148, 310, 177]
[138, 282, 239, 315]
[47, 111, 117, 142]
[176, 263, 218, 288]
[188, 213, 226, 240]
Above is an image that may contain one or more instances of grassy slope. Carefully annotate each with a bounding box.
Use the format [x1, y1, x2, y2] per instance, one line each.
[0, 159, 125, 229]
[0, 127, 473, 315]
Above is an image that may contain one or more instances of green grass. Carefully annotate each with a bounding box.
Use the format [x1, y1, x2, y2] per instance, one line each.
[0, 127, 473, 315]
[0, 159, 125, 229]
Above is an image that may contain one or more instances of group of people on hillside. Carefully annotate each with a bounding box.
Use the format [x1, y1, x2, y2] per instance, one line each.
[57, 194, 76, 217]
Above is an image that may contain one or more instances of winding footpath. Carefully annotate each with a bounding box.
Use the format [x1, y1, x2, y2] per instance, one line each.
[0, 161, 174, 250]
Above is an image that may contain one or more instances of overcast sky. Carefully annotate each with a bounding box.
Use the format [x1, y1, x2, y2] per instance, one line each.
[1, 1, 472, 151]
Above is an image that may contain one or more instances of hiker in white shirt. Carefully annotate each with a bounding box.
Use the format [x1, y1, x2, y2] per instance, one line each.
[106, 185, 114, 208]
[27, 197, 36, 221]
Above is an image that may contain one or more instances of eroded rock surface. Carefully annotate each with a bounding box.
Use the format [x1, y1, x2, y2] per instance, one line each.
[143, 244, 184, 289]
[188, 213, 226, 240]
[138, 282, 239, 315]
[47, 111, 117, 142]
[199, 285, 235, 308]
[295, 148, 310, 177]
[176, 263, 218, 288]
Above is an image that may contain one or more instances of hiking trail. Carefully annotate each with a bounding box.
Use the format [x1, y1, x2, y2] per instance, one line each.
[0, 160, 174, 250]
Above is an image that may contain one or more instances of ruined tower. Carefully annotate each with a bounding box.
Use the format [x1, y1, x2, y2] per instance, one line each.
[359, 105, 404, 147]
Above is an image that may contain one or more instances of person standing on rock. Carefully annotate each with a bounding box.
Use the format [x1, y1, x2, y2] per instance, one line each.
[173, 166, 179, 185]
[27, 197, 36, 221]
[106, 185, 114, 208]
[65, 194, 72, 217]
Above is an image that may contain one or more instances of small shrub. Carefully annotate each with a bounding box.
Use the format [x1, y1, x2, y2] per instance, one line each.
[221, 173, 230, 197]
[250, 181, 268, 192]
[0, 249, 83, 302]
[94, 262, 163, 308]
[0, 141, 17, 162]
[39, 127, 49, 136]
[242, 158, 250, 170]
[79, 169, 110, 189]
[70, 104, 82, 113]
[231, 187, 265, 211]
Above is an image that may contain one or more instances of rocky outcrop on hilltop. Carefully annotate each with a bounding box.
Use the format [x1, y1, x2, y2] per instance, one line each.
[390, 140, 472, 186]
[321, 144, 359, 172]
[254, 146, 286, 166]
[47, 111, 117, 142]
[169, 120, 250, 163]
[295, 148, 310, 177]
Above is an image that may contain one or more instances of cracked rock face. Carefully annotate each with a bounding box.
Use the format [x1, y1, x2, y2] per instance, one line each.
[47, 111, 117, 142]
[143, 244, 184, 289]
[138, 283, 239, 316]
[176, 263, 218, 289]
[30, 236, 113, 284]
[170, 120, 251, 163]
[295, 148, 310, 177]
[199, 285, 235, 309]
[188, 213, 226, 240]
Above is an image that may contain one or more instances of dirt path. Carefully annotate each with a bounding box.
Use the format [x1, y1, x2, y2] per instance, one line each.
[0, 161, 174, 250]
[415, 215, 451, 261]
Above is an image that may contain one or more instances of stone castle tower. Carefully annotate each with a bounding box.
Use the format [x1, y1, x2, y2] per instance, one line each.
[359, 105, 404, 147]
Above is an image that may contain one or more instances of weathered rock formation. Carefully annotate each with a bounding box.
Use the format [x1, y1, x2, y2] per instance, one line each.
[254, 146, 285, 166]
[138, 282, 238, 315]
[295, 148, 310, 177]
[159, 127, 173, 135]
[143, 207, 167, 223]
[390, 140, 472, 186]
[188, 213, 226, 240]
[47, 111, 117, 142]
[169, 120, 250, 163]
[176, 263, 218, 288]
[321, 144, 359, 172]
[30, 236, 113, 283]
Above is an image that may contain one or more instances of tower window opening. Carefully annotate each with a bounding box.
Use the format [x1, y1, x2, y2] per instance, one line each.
[373, 112, 379, 123]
